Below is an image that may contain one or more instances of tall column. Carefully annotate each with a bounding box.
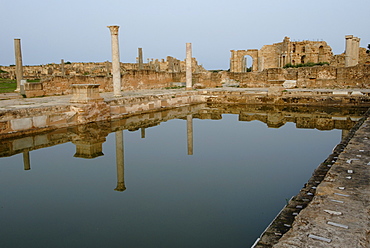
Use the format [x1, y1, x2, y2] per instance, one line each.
[14, 39, 23, 92]
[61, 59, 65, 77]
[345, 35, 353, 67]
[115, 130, 126, 192]
[107, 25, 122, 97]
[186, 43, 192, 90]
[138, 48, 143, 70]
[187, 115, 193, 155]
[353, 37, 360, 66]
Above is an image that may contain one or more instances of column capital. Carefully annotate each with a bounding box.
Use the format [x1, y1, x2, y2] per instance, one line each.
[107, 25, 120, 35]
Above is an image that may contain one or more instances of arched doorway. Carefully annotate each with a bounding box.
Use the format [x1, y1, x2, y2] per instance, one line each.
[243, 55, 253, 72]
[301, 55, 306, 64]
[318, 46, 325, 62]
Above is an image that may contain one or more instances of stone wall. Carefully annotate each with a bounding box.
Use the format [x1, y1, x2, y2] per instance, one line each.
[229, 64, 370, 89]
[27, 70, 222, 97]
[1, 88, 370, 139]
[230, 37, 334, 72]
[230, 36, 370, 73]
[0, 56, 206, 80]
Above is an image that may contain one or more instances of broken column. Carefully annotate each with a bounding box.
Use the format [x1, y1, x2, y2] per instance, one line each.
[345, 35, 360, 67]
[353, 37, 360, 66]
[14, 38, 23, 92]
[107, 25, 122, 97]
[186, 43, 192, 90]
[61, 59, 65, 77]
[138, 48, 143, 70]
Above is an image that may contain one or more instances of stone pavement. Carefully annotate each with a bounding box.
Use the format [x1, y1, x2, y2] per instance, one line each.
[273, 116, 370, 247]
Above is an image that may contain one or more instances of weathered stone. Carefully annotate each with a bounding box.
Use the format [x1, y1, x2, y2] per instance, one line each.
[283, 80, 297, 88]
[11, 118, 32, 131]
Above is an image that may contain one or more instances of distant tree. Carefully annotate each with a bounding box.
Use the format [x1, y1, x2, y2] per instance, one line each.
[367, 44, 370, 54]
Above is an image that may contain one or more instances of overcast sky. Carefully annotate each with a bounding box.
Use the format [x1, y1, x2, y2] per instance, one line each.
[2, 0, 370, 69]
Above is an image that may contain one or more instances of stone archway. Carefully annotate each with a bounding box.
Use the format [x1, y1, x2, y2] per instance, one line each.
[230, 49, 259, 72]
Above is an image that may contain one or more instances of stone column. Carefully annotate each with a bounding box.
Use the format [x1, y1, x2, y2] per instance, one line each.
[61, 59, 65, 77]
[186, 43, 192, 90]
[187, 115, 193, 155]
[107, 25, 122, 97]
[345, 35, 354, 67]
[115, 130, 126, 192]
[138, 48, 143, 70]
[14, 39, 23, 92]
[353, 37, 360, 66]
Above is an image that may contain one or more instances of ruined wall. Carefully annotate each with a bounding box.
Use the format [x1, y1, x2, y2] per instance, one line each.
[0, 56, 206, 80]
[231, 37, 333, 72]
[229, 64, 370, 89]
[35, 70, 221, 96]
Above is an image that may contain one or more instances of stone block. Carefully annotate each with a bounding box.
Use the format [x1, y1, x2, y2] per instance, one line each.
[33, 116, 47, 128]
[332, 91, 349, 95]
[11, 118, 32, 131]
[70, 84, 103, 103]
[351, 91, 363, 96]
[25, 82, 43, 91]
[283, 80, 297, 88]
[268, 85, 284, 96]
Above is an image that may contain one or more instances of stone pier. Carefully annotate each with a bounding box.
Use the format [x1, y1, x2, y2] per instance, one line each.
[107, 25, 122, 97]
[14, 38, 23, 92]
[186, 43, 192, 89]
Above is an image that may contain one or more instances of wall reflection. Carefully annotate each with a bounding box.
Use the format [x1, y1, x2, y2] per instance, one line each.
[0, 104, 367, 191]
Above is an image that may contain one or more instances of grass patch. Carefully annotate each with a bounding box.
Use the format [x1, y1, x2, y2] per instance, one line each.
[165, 86, 185, 89]
[284, 62, 329, 68]
[0, 78, 17, 93]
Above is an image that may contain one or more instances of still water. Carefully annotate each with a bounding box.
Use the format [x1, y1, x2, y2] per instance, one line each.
[0, 104, 366, 248]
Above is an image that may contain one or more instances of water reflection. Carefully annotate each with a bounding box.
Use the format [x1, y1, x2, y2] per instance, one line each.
[0, 104, 366, 176]
[0, 104, 367, 248]
[115, 130, 125, 192]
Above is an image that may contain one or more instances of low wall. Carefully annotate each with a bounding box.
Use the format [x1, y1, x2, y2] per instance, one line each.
[0, 91, 206, 139]
[1, 88, 370, 139]
[35, 71, 222, 97]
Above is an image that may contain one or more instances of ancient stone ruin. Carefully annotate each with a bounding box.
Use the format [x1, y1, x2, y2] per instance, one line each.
[230, 36, 366, 72]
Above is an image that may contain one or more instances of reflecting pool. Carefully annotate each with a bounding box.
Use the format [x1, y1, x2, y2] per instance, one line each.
[0, 104, 366, 248]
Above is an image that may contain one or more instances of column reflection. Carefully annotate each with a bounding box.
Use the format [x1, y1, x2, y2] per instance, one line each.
[115, 130, 126, 192]
[187, 114, 193, 155]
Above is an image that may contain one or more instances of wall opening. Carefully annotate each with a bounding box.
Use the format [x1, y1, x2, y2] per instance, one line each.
[318, 46, 325, 62]
[243, 55, 253, 72]
[301, 55, 306, 64]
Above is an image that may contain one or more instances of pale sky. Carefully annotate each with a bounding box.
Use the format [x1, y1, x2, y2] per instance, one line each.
[2, 0, 370, 69]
